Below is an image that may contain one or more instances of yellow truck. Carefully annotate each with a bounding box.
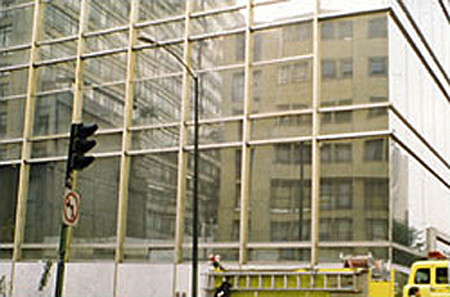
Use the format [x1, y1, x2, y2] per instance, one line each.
[403, 251, 450, 297]
[204, 254, 396, 297]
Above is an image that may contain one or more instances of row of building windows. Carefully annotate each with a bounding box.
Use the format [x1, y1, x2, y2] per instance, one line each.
[270, 178, 388, 212]
[270, 218, 387, 242]
[273, 138, 388, 165]
[281, 17, 387, 43]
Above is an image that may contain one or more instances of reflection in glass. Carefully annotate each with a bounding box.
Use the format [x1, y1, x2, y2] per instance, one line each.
[126, 153, 178, 245]
[24, 162, 66, 245]
[319, 137, 389, 247]
[72, 158, 120, 251]
[0, 98, 25, 139]
[185, 148, 241, 244]
[86, 0, 130, 32]
[250, 144, 312, 244]
[82, 84, 125, 129]
[0, 165, 18, 243]
[41, 1, 80, 40]
[133, 76, 182, 126]
[33, 92, 73, 136]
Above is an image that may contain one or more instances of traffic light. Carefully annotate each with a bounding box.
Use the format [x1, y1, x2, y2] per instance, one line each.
[69, 123, 98, 171]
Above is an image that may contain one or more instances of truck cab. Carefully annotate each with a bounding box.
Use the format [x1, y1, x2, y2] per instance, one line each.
[403, 252, 450, 297]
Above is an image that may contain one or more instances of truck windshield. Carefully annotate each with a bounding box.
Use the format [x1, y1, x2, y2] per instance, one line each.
[436, 268, 448, 284]
[415, 268, 430, 284]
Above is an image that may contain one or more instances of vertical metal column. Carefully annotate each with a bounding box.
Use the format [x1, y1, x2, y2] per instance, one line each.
[113, 0, 139, 296]
[239, 0, 254, 265]
[310, 0, 322, 267]
[10, 0, 42, 294]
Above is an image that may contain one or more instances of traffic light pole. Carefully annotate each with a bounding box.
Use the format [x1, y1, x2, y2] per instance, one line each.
[55, 124, 76, 297]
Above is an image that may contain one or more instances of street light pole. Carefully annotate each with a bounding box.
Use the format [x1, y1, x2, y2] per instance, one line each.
[138, 35, 199, 297]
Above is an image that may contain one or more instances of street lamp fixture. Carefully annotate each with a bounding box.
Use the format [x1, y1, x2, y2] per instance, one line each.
[138, 34, 200, 297]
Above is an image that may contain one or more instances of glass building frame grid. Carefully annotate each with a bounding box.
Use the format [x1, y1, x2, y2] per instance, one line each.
[0, 0, 449, 288]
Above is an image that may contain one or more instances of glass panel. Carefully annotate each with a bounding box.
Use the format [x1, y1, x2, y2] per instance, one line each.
[91, 133, 122, 154]
[86, 0, 130, 32]
[187, 121, 242, 146]
[0, 48, 30, 66]
[132, 76, 182, 126]
[0, 143, 21, 161]
[135, 45, 184, 79]
[131, 127, 179, 151]
[138, 0, 185, 21]
[71, 157, 120, 259]
[137, 20, 185, 43]
[0, 165, 18, 243]
[0, 98, 25, 139]
[183, 248, 239, 263]
[0, 69, 29, 97]
[37, 62, 76, 92]
[191, 33, 245, 69]
[252, 61, 313, 114]
[33, 91, 73, 136]
[31, 139, 69, 159]
[319, 137, 389, 243]
[0, 4, 33, 48]
[37, 40, 77, 62]
[125, 153, 178, 245]
[192, 0, 240, 12]
[249, 144, 312, 243]
[319, 109, 388, 135]
[41, 1, 80, 40]
[195, 68, 245, 120]
[191, 11, 246, 36]
[24, 162, 66, 245]
[249, 248, 310, 262]
[320, 14, 388, 106]
[82, 83, 125, 129]
[251, 115, 312, 140]
[123, 247, 174, 262]
[254, 1, 314, 24]
[319, 247, 388, 263]
[184, 147, 242, 246]
[84, 53, 128, 84]
[254, 22, 313, 61]
[391, 142, 450, 253]
[320, 0, 389, 13]
[85, 31, 128, 54]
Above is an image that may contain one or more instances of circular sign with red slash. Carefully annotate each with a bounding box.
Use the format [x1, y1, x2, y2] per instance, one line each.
[62, 190, 80, 226]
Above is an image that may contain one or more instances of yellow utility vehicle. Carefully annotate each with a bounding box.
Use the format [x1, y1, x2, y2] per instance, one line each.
[204, 254, 396, 297]
[403, 251, 450, 297]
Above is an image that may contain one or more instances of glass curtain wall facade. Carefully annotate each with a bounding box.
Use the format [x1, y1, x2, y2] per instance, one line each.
[0, 0, 449, 294]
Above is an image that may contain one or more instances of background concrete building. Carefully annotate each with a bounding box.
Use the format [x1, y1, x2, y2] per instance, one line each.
[0, 0, 449, 296]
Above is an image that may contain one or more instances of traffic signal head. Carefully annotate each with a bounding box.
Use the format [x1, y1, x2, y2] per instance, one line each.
[69, 123, 98, 171]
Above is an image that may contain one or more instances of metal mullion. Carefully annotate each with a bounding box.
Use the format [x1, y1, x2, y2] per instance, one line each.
[127, 147, 179, 156]
[316, 130, 391, 141]
[249, 109, 313, 119]
[34, 56, 77, 67]
[253, 54, 313, 67]
[0, 94, 27, 101]
[196, 62, 245, 74]
[0, 1, 34, 13]
[133, 38, 184, 51]
[0, 138, 22, 145]
[128, 122, 180, 131]
[0, 64, 29, 72]
[134, 71, 184, 83]
[248, 136, 313, 147]
[114, 0, 139, 269]
[310, 0, 321, 267]
[35, 87, 72, 97]
[82, 47, 128, 59]
[173, 0, 193, 265]
[0, 44, 31, 53]
[36, 35, 78, 46]
[134, 14, 185, 29]
[11, 0, 42, 295]
[0, 160, 21, 166]
[238, 0, 254, 265]
[184, 142, 242, 151]
[84, 80, 126, 89]
[83, 25, 129, 38]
